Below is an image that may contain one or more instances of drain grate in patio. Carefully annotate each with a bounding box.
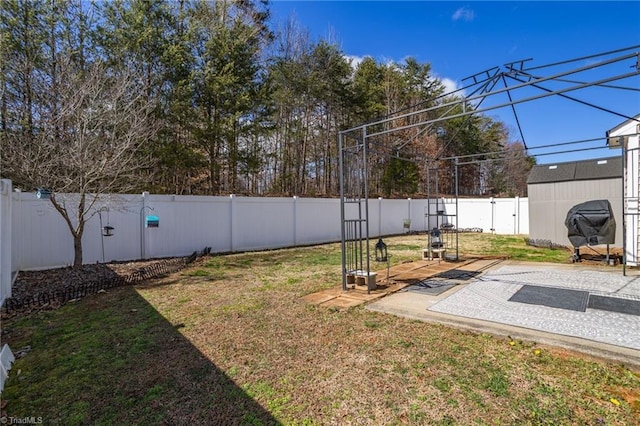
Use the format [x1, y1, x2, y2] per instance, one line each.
[508, 285, 589, 312]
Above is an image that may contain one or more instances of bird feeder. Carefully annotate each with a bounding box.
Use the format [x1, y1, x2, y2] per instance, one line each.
[375, 238, 388, 262]
[35, 188, 52, 199]
[102, 225, 114, 237]
[145, 215, 159, 228]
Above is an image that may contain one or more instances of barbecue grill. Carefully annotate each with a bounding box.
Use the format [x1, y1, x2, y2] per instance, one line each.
[565, 199, 616, 263]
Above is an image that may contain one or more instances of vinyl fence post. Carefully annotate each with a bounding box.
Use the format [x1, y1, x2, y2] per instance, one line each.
[490, 197, 496, 234]
[230, 194, 236, 252]
[378, 197, 382, 237]
[407, 198, 412, 233]
[140, 191, 149, 259]
[514, 196, 520, 235]
[0, 179, 12, 304]
[293, 196, 298, 246]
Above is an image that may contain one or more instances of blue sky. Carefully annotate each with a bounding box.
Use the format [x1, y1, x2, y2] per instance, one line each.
[268, 1, 640, 164]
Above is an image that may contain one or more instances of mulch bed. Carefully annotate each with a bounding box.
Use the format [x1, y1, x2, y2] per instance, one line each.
[2, 257, 189, 319]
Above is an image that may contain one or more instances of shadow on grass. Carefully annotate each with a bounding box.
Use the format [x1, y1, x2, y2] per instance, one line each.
[1, 285, 280, 425]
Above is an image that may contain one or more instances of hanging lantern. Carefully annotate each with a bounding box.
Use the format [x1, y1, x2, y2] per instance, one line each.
[430, 228, 443, 249]
[375, 238, 388, 262]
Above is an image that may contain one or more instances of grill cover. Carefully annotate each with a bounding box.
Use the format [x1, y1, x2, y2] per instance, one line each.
[565, 200, 616, 247]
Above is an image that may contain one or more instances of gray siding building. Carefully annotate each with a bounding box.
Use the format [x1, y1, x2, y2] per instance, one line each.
[527, 156, 622, 248]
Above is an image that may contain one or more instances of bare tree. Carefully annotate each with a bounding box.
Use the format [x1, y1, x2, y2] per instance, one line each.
[500, 141, 534, 197]
[1, 59, 159, 268]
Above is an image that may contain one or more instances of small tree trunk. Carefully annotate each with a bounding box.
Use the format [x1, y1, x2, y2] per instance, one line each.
[50, 195, 85, 270]
[73, 234, 83, 269]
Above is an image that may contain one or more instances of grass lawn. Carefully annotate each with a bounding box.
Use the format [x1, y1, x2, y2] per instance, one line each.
[2, 234, 639, 424]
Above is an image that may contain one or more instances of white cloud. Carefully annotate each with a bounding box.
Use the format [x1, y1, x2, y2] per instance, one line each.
[344, 54, 367, 69]
[452, 6, 475, 22]
[440, 77, 464, 97]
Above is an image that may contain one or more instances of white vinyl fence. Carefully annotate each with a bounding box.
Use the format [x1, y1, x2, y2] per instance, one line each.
[0, 180, 14, 391]
[1, 186, 528, 275]
[1, 180, 12, 306]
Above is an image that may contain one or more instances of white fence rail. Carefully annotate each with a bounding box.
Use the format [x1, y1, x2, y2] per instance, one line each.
[2, 187, 528, 273]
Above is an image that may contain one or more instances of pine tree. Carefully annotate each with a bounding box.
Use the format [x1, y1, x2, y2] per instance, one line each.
[190, 0, 272, 195]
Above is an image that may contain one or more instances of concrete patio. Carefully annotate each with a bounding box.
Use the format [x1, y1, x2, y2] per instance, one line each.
[367, 260, 640, 368]
[303, 258, 640, 368]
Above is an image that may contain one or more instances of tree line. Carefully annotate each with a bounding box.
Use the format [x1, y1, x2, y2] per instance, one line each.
[1, 0, 534, 200]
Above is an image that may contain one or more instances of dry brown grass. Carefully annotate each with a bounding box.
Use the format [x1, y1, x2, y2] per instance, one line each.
[3, 234, 638, 425]
[132, 237, 637, 424]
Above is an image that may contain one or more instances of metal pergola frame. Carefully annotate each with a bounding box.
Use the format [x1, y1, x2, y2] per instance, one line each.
[339, 46, 640, 290]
